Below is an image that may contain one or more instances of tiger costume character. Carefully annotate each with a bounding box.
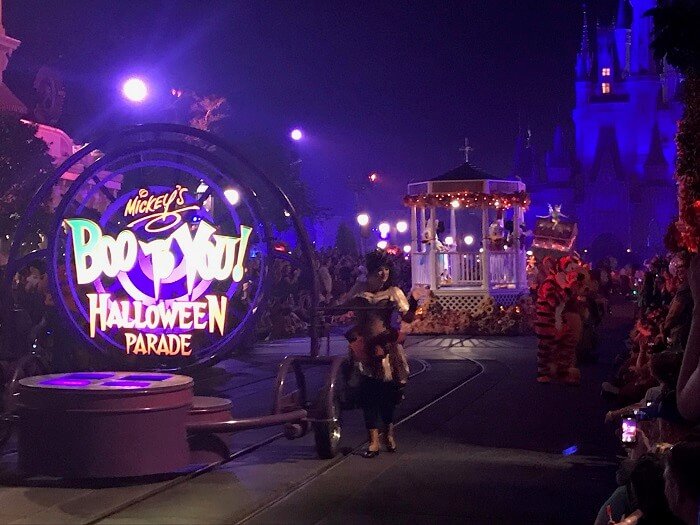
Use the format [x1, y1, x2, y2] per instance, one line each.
[535, 256, 585, 384]
[534, 257, 563, 383]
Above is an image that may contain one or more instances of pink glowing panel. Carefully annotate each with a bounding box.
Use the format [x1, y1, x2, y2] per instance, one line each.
[64, 373, 115, 380]
[102, 380, 151, 388]
[122, 374, 172, 381]
[40, 379, 92, 387]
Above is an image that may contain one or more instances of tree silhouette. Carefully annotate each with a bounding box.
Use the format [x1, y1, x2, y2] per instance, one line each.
[189, 94, 229, 133]
[335, 222, 358, 256]
[0, 115, 55, 235]
[647, 0, 700, 252]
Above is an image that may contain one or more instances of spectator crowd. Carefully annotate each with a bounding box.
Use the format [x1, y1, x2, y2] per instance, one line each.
[593, 223, 700, 525]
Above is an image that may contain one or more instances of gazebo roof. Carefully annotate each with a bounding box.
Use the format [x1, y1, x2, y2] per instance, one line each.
[430, 162, 505, 182]
[406, 162, 526, 207]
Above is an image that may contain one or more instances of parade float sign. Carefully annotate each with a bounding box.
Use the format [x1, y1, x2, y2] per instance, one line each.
[62, 184, 252, 359]
[4, 125, 290, 371]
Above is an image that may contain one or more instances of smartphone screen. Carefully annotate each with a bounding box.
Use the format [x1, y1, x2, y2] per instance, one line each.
[621, 417, 637, 445]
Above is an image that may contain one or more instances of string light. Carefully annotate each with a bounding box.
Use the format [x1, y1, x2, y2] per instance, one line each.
[403, 190, 530, 209]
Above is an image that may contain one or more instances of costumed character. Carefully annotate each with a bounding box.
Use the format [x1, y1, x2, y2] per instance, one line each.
[421, 216, 447, 253]
[343, 250, 419, 457]
[534, 256, 562, 383]
[538, 204, 568, 227]
[551, 256, 588, 385]
[488, 218, 506, 250]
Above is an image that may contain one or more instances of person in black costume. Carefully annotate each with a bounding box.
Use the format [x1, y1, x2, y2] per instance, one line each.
[344, 250, 418, 457]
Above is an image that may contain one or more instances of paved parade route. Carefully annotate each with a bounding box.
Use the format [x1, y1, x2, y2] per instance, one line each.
[0, 319, 629, 524]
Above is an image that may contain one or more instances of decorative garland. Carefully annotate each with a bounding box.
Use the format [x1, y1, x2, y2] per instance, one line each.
[676, 75, 700, 253]
[401, 295, 535, 336]
[403, 190, 530, 209]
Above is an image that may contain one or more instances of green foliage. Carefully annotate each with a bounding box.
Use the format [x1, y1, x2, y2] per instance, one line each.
[334, 222, 357, 256]
[0, 115, 55, 234]
[646, 1, 700, 74]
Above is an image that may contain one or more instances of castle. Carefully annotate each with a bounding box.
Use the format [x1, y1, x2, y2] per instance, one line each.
[512, 0, 682, 261]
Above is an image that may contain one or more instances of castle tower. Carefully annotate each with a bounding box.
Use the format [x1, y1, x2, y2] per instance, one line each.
[514, 1, 682, 260]
[546, 125, 572, 184]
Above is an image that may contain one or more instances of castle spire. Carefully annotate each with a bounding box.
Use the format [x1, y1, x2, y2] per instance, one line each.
[548, 125, 571, 169]
[615, 0, 632, 29]
[576, 3, 592, 79]
[645, 123, 667, 167]
[580, 2, 590, 54]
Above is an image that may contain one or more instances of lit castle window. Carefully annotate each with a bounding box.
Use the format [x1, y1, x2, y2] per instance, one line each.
[601, 67, 611, 77]
[601, 82, 611, 94]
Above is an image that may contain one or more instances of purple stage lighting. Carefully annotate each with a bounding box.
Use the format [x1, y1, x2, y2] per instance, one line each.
[122, 77, 148, 102]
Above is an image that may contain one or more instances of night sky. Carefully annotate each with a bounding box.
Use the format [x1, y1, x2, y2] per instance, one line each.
[4, 1, 615, 221]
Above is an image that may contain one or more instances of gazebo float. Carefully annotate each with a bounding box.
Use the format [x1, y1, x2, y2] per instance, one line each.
[404, 162, 530, 313]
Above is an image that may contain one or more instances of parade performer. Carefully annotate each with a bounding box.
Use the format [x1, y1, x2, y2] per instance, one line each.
[534, 255, 585, 384]
[344, 250, 418, 457]
[552, 257, 588, 385]
[534, 256, 561, 383]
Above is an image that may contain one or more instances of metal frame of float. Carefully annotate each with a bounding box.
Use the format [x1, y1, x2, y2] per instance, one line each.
[0, 124, 345, 478]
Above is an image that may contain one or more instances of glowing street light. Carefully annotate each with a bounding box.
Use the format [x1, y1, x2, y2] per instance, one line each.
[464, 234, 475, 246]
[403, 244, 411, 254]
[444, 236, 454, 246]
[122, 77, 148, 103]
[368, 172, 378, 183]
[223, 188, 240, 205]
[356, 213, 370, 227]
[377, 240, 388, 250]
[378, 222, 391, 239]
[450, 199, 460, 208]
[396, 220, 408, 233]
[290, 129, 303, 141]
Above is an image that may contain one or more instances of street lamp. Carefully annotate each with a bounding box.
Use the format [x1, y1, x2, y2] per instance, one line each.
[290, 128, 303, 141]
[403, 244, 411, 254]
[369, 172, 378, 183]
[377, 240, 388, 250]
[378, 222, 391, 239]
[396, 220, 408, 233]
[223, 188, 240, 206]
[122, 77, 148, 103]
[464, 234, 475, 246]
[357, 213, 370, 254]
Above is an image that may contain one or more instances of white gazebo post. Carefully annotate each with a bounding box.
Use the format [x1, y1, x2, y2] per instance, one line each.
[410, 205, 418, 252]
[419, 208, 426, 253]
[428, 206, 438, 290]
[513, 205, 523, 289]
[481, 206, 490, 291]
[449, 206, 457, 250]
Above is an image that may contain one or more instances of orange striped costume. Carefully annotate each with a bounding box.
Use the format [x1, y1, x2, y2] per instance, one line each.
[534, 274, 564, 382]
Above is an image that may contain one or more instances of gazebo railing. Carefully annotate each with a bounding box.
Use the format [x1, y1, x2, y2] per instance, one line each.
[412, 249, 519, 289]
[439, 252, 482, 286]
[488, 251, 518, 288]
[411, 250, 433, 286]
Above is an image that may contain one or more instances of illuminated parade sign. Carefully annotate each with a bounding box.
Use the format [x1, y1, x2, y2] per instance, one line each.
[63, 185, 252, 358]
